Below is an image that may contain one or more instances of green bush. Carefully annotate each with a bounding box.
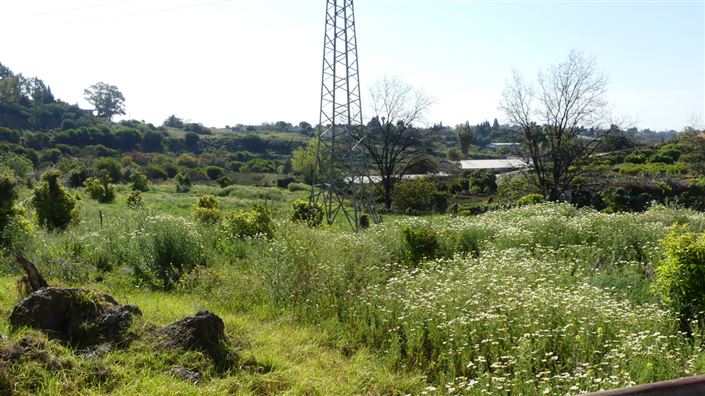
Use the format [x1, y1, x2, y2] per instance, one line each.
[31, 170, 79, 231]
[85, 176, 116, 203]
[516, 193, 545, 206]
[128, 216, 207, 290]
[649, 144, 681, 165]
[221, 204, 274, 240]
[129, 171, 150, 192]
[0, 152, 33, 180]
[93, 157, 123, 183]
[175, 172, 191, 193]
[497, 175, 541, 202]
[289, 199, 323, 227]
[67, 167, 88, 188]
[144, 163, 169, 180]
[393, 179, 435, 214]
[192, 195, 221, 224]
[126, 190, 144, 209]
[0, 172, 32, 253]
[0, 172, 18, 237]
[205, 166, 226, 181]
[288, 182, 311, 192]
[430, 192, 449, 213]
[217, 175, 231, 188]
[654, 226, 705, 331]
[359, 214, 370, 229]
[467, 170, 497, 194]
[401, 224, 439, 265]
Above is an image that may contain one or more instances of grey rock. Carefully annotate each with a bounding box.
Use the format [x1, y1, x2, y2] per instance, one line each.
[9, 288, 141, 348]
[169, 367, 202, 383]
[158, 310, 236, 370]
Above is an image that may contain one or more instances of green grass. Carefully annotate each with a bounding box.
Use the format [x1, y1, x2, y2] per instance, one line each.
[6, 183, 705, 395]
[0, 276, 423, 395]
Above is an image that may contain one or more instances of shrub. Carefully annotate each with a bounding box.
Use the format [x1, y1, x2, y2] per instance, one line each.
[430, 192, 449, 213]
[93, 157, 123, 183]
[0, 172, 18, 240]
[289, 199, 323, 227]
[129, 171, 150, 192]
[217, 175, 231, 188]
[126, 190, 144, 209]
[175, 172, 191, 193]
[67, 168, 88, 188]
[516, 193, 545, 206]
[221, 204, 274, 240]
[205, 166, 226, 181]
[144, 164, 169, 180]
[85, 176, 116, 203]
[276, 176, 296, 189]
[497, 175, 540, 202]
[624, 152, 647, 164]
[654, 226, 705, 332]
[359, 214, 370, 229]
[393, 179, 435, 214]
[192, 195, 221, 224]
[0, 152, 33, 180]
[288, 182, 311, 192]
[31, 170, 79, 231]
[40, 148, 62, 164]
[467, 170, 497, 194]
[177, 154, 199, 168]
[128, 216, 207, 291]
[401, 224, 439, 265]
[649, 144, 681, 165]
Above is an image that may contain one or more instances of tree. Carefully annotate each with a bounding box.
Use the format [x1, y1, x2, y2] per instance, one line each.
[363, 76, 434, 210]
[298, 121, 313, 133]
[492, 118, 500, 130]
[163, 114, 184, 128]
[455, 122, 473, 158]
[291, 138, 319, 185]
[83, 82, 126, 120]
[500, 50, 611, 201]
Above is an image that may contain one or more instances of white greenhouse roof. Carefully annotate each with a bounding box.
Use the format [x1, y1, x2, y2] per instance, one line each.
[458, 159, 528, 170]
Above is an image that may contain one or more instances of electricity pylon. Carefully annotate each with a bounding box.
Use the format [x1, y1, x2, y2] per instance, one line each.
[310, 0, 378, 231]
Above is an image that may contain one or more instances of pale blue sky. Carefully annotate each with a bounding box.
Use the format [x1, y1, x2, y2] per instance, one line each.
[1, 0, 703, 130]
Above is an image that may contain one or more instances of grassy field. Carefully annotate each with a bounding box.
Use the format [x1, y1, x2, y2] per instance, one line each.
[3, 184, 705, 395]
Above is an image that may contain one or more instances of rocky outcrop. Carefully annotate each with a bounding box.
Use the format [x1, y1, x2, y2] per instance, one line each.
[9, 288, 141, 348]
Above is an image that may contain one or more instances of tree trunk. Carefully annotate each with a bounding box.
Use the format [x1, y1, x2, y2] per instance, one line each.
[383, 179, 393, 210]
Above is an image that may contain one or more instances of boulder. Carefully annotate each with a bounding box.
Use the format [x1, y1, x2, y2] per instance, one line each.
[9, 288, 141, 348]
[158, 310, 236, 370]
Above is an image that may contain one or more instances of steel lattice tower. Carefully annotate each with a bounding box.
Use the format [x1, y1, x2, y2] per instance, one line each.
[310, 0, 377, 230]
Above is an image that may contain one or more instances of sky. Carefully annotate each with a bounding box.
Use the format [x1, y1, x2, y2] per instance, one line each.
[1, 0, 703, 131]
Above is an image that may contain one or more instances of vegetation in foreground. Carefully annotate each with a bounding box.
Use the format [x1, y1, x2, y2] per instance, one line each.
[3, 175, 705, 394]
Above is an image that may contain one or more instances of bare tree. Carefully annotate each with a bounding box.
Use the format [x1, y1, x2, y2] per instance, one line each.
[501, 51, 611, 201]
[363, 76, 434, 210]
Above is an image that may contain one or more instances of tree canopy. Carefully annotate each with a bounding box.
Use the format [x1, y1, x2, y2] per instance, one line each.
[84, 82, 126, 120]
